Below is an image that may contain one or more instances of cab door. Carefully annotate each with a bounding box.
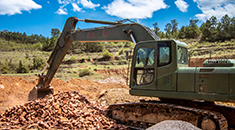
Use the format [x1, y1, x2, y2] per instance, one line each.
[156, 41, 177, 91]
[130, 42, 157, 90]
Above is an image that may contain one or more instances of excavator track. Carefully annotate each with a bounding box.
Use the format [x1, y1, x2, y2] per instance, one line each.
[106, 101, 228, 130]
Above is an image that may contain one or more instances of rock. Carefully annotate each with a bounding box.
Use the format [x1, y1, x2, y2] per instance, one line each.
[0, 91, 127, 129]
[0, 85, 4, 89]
[147, 120, 201, 130]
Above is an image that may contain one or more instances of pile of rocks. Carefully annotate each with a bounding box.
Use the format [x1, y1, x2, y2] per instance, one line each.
[0, 91, 126, 129]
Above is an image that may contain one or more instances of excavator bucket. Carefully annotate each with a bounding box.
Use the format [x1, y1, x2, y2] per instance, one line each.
[28, 86, 54, 101]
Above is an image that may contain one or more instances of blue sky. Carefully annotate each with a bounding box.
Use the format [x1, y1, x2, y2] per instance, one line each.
[0, 0, 235, 38]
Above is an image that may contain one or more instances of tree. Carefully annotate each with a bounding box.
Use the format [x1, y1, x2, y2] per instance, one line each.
[4, 31, 12, 41]
[153, 22, 164, 38]
[51, 28, 61, 37]
[22, 32, 27, 44]
[229, 17, 235, 39]
[200, 20, 211, 41]
[208, 16, 219, 41]
[49, 36, 57, 50]
[163, 19, 179, 39]
[153, 22, 160, 35]
[218, 14, 231, 41]
[171, 19, 178, 38]
[178, 26, 186, 39]
[164, 23, 172, 38]
[42, 37, 53, 51]
[185, 19, 201, 39]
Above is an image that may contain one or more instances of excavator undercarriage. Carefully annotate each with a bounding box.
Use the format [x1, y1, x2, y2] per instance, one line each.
[106, 99, 233, 130]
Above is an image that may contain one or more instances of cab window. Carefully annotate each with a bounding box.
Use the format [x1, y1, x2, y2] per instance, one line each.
[134, 47, 155, 85]
[135, 48, 155, 67]
[158, 42, 171, 66]
[177, 46, 188, 64]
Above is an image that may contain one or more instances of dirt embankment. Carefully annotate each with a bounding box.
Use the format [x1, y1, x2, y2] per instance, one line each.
[189, 53, 235, 67]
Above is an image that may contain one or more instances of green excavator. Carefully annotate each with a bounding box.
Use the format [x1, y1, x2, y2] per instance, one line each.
[28, 17, 235, 129]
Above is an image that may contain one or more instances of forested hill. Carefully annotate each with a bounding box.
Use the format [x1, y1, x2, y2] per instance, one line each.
[1, 14, 235, 52]
[0, 28, 60, 51]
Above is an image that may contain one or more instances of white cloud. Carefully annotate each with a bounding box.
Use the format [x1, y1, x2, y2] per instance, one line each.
[174, 0, 189, 12]
[102, 0, 168, 19]
[0, 0, 42, 15]
[72, 3, 82, 12]
[80, 0, 100, 9]
[58, 0, 71, 4]
[194, 0, 235, 21]
[56, 8, 68, 15]
[56, 0, 100, 14]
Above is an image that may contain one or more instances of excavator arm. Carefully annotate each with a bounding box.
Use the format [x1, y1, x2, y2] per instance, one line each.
[28, 17, 159, 101]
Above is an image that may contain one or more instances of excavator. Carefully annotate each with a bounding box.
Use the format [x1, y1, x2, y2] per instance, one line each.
[28, 17, 235, 129]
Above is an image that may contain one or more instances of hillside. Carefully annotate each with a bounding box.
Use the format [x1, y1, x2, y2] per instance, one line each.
[184, 38, 235, 59]
[1, 38, 235, 78]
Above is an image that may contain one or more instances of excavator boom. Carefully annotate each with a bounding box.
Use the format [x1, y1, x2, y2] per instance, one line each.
[28, 17, 159, 101]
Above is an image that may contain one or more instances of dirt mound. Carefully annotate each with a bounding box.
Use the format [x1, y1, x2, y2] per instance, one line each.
[0, 91, 126, 129]
[0, 76, 36, 113]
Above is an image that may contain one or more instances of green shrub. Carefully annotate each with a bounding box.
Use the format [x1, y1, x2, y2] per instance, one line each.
[33, 42, 43, 50]
[79, 68, 93, 77]
[81, 42, 105, 52]
[0, 64, 10, 74]
[68, 56, 77, 62]
[102, 51, 113, 59]
[17, 60, 29, 73]
[0, 59, 16, 74]
[33, 56, 46, 70]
